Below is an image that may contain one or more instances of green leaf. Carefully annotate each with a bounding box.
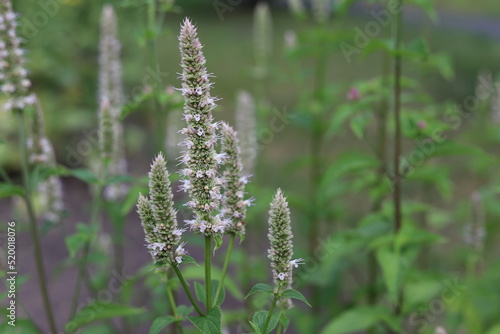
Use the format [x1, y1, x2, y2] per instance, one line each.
[182, 266, 243, 300]
[350, 111, 371, 140]
[485, 323, 500, 334]
[251, 310, 279, 334]
[406, 0, 438, 22]
[0, 318, 40, 333]
[177, 305, 194, 317]
[0, 184, 24, 199]
[245, 283, 274, 299]
[70, 169, 100, 184]
[213, 234, 223, 252]
[278, 312, 290, 332]
[120, 185, 148, 216]
[65, 223, 95, 258]
[65, 303, 145, 333]
[149, 316, 176, 334]
[376, 248, 401, 304]
[194, 281, 225, 306]
[281, 289, 311, 307]
[194, 281, 205, 304]
[320, 307, 384, 334]
[180, 255, 199, 266]
[404, 37, 430, 61]
[187, 306, 221, 334]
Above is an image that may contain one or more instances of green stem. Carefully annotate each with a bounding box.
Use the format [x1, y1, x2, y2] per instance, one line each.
[392, 0, 404, 323]
[205, 235, 212, 313]
[165, 272, 185, 334]
[276, 322, 283, 334]
[393, 0, 403, 234]
[262, 285, 282, 334]
[16, 111, 58, 334]
[147, 0, 165, 153]
[69, 177, 105, 319]
[212, 233, 235, 307]
[172, 265, 205, 316]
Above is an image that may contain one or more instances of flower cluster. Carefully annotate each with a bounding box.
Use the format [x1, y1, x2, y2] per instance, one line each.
[253, 3, 272, 79]
[235, 91, 257, 176]
[267, 189, 303, 308]
[98, 5, 128, 200]
[220, 122, 252, 236]
[137, 153, 185, 265]
[178, 18, 226, 235]
[0, 0, 35, 112]
[27, 97, 64, 224]
[99, 5, 123, 108]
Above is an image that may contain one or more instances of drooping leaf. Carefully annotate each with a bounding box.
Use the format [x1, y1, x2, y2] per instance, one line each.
[320, 307, 393, 334]
[0, 184, 24, 199]
[281, 289, 311, 307]
[187, 306, 221, 334]
[245, 283, 274, 299]
[65, 303, 145, 333]
[250, 310, 279, 334]
[149, 316, 176, 334]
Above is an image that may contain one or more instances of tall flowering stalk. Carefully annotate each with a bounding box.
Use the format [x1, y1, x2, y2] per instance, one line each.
[221, 122, 251, 237]
[235, 91, 257, 176]
[138, 153, 185, 265]
[178, 18, 226, 235]
[253, 3, 272, 80]
[178, 18, 229, 314]
[98, 4, 128, 201]
[212, 122, 252, 306]
[137, 153, 203, 317]
[0, 0, 35, 112]
[28, 97, 64, 224]
[0, 1, 57, 332]
[267, 189, 303, 309]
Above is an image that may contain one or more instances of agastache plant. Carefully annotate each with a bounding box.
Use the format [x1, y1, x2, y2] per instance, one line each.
[0, 0, 35, 111]
[220, 122, 251, 237]
[98, 4, 128, 200]
[137, 153, 185, 265]
[178, 18, 227, 235]
[267, 189, 303, 309]
[28, 97, 64, 223]
[0, 1, 57, 332]
[235, 90, 257, 176]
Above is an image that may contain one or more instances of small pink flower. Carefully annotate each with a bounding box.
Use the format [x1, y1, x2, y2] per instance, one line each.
[418, 120, 427, 130]
[347, 86, 360, 101]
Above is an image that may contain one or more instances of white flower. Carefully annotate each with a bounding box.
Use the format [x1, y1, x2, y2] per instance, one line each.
[290, 258, 304, 268]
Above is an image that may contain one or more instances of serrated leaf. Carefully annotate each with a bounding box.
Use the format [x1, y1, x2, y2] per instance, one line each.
[245, 283, 274, 299]
[65, 303, 145, 333]
[187, 306, 221, 334]
[149, 315, 176, 334]
[251, 310, 279, 334]
[281, 289, 311, 307]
